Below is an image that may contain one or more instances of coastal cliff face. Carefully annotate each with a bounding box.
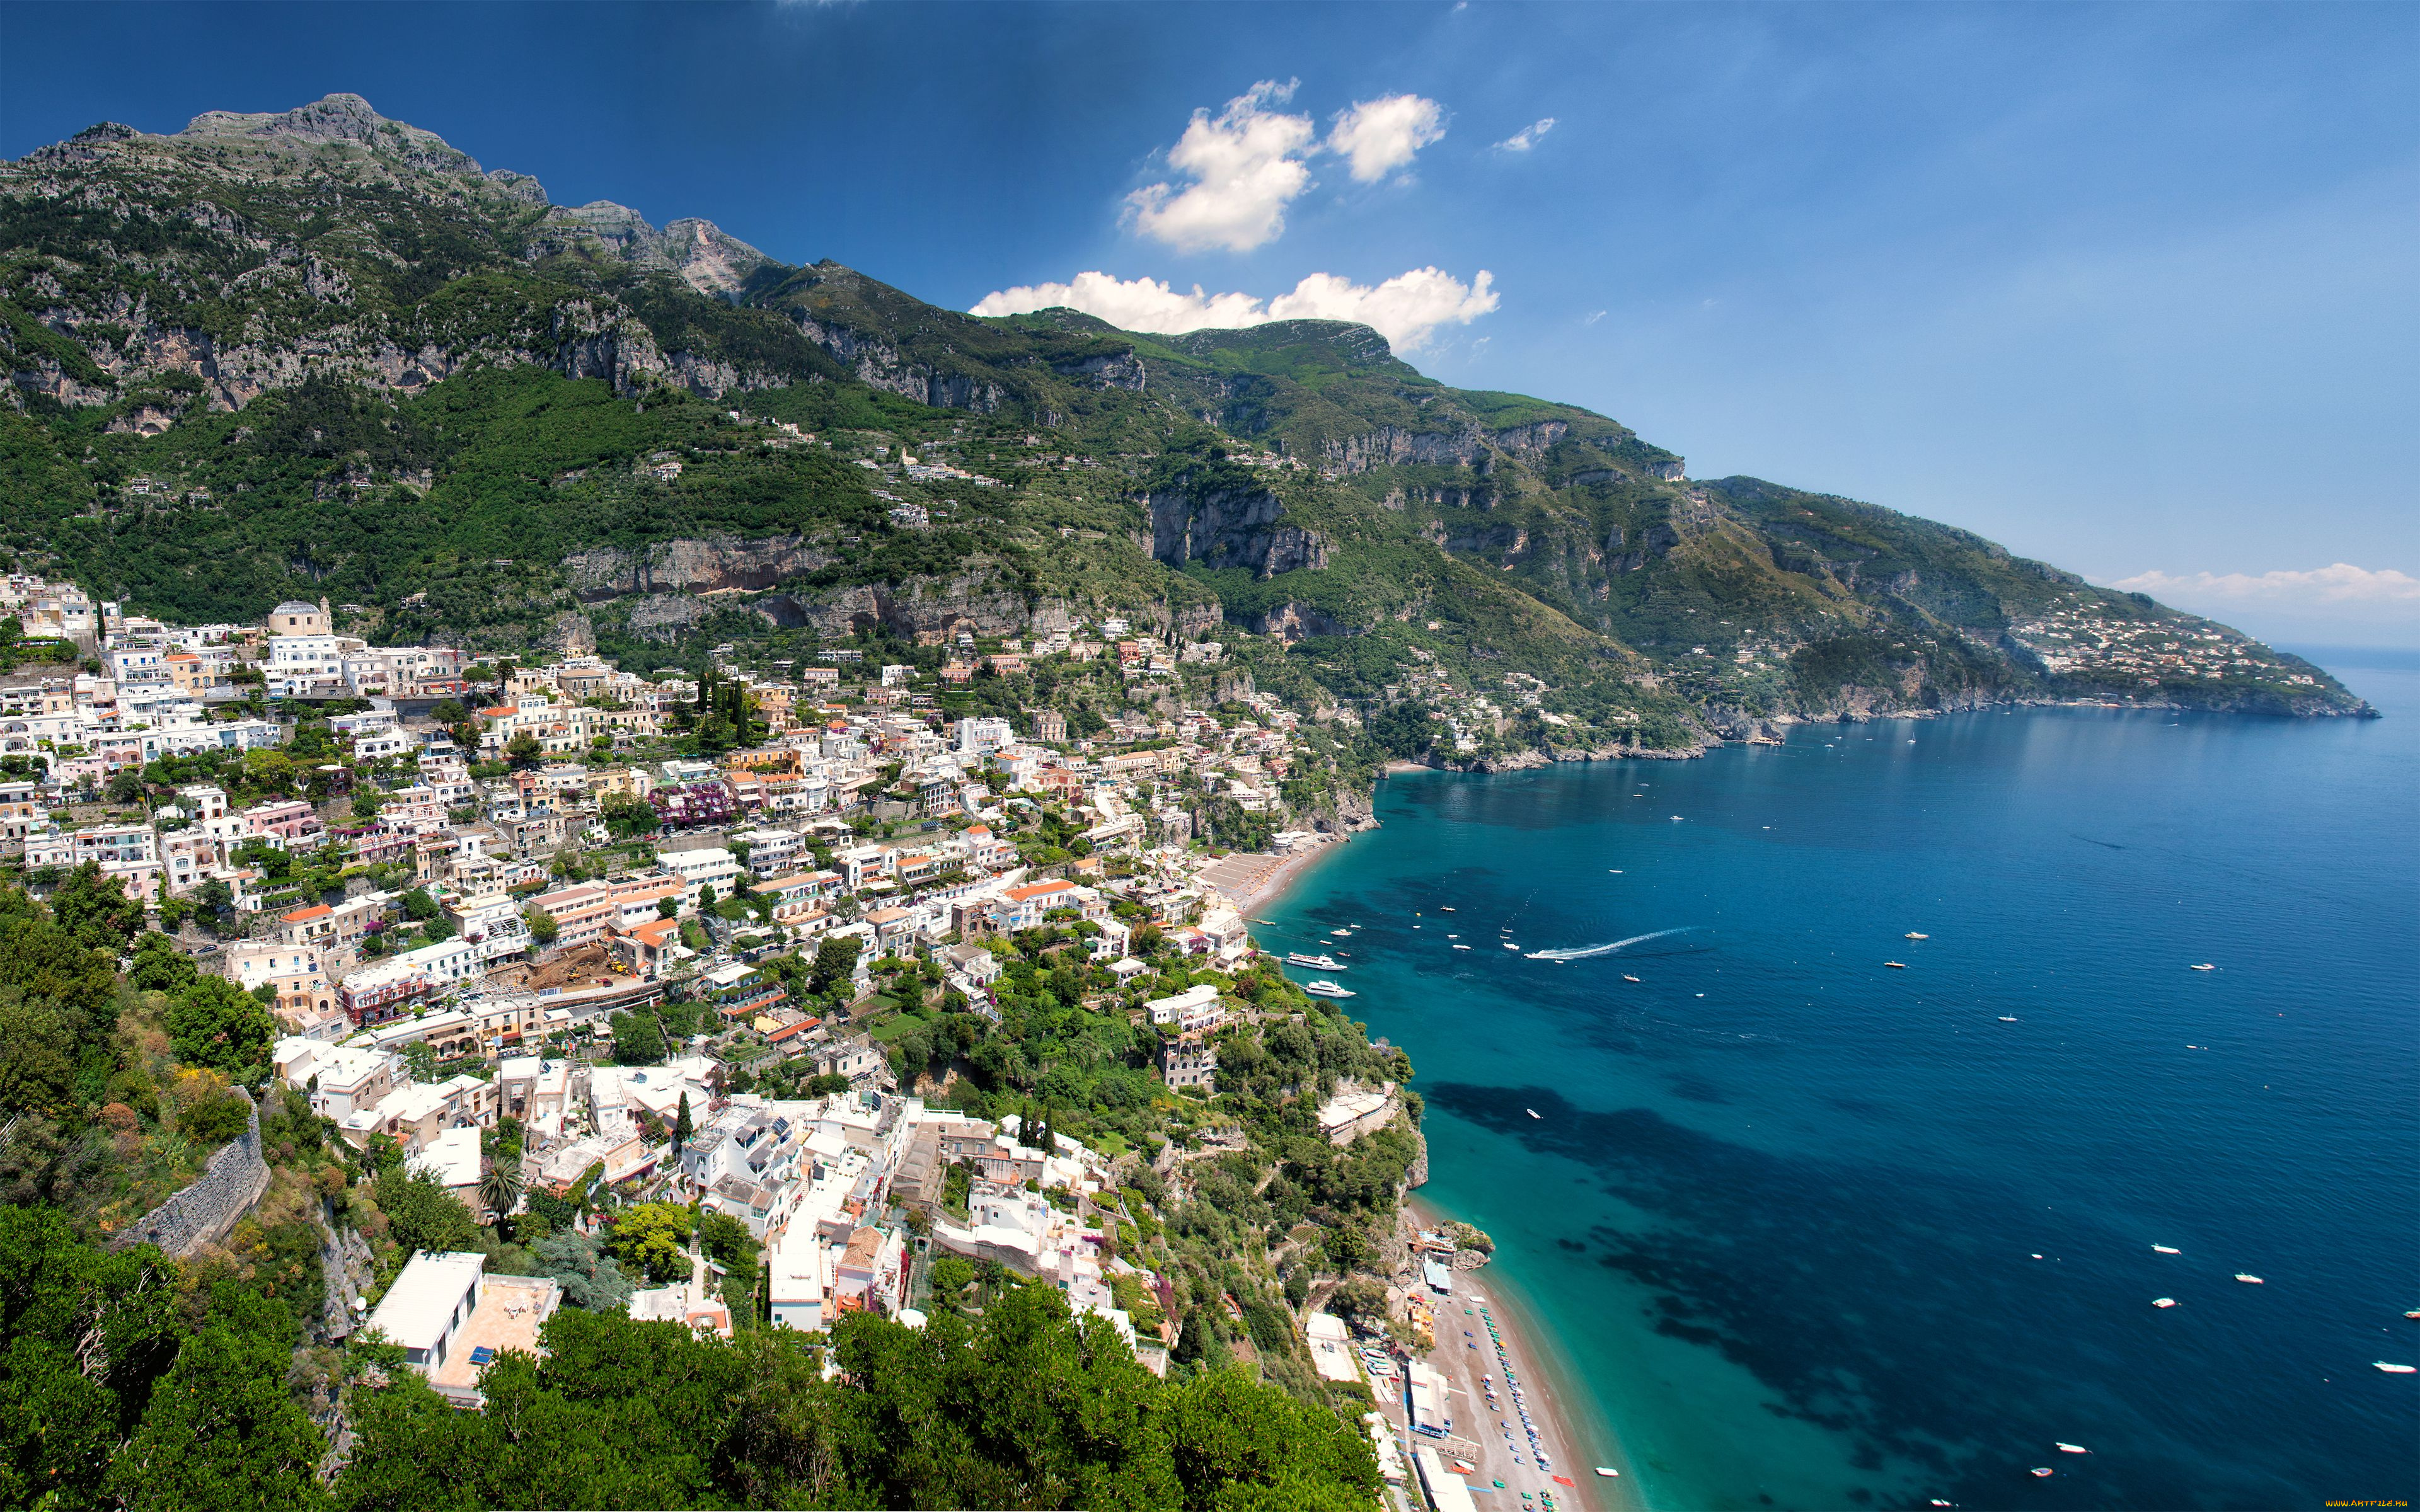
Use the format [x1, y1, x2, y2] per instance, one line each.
[1149, 478, 1330, 578]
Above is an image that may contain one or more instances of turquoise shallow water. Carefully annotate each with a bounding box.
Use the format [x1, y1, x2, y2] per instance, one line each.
[1268, 667, 2419, 1511]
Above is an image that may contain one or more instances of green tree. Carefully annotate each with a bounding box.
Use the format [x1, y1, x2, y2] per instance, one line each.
[49, 862, 144, 950]
[505, 730, 544, 769]
[673, 1091, 694, 1156]
[808, 933, 861, 996]
[533, 1230, 631, 1313]
[0, 1208, 185, 1506]
[373, 1168, 479, 1256]
[609, 1201, 695, 1285]
[524, 906, 559, 946]
[166, 975, 279, 1077]
[478, 1158, 524, 1224]
[609, 1009, 666, 1065]
[108, 1326, 333, 1512]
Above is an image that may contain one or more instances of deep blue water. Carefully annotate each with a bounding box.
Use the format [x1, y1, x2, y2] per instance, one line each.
[1269, 668, 2419, 1510]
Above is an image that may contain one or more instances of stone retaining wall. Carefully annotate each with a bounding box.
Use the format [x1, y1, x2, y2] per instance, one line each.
[110, 1086, 271, 1257]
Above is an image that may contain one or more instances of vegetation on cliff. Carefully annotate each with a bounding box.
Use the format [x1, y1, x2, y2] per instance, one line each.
[0, 92, 2366, 745]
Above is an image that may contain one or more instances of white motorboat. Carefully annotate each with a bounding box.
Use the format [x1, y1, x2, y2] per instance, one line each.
[1453, 944, 1472, 950]
[2056, 1443, 2089, 1454]
[2190, 963, 2215, 971]
[1303, 980, 1356, 999]
[1502, 941, 1521, 950]
[1622, 973, 1641, 982]
[1285, 953, 1345, 971]
[2152, 1297, 2177, 1309]
[2153, 1245, 2181, 1254]
[1904, 931, 1928, 939]
[1525, 1108, 1540, 1120]
[2375, 1361, 2416, 1373]
[2235, 1273, 2263, 1284]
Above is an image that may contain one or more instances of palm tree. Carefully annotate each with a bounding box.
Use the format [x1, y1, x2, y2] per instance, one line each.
[478, 1157, 524, 1225]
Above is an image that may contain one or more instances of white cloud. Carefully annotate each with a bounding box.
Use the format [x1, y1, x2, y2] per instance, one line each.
[1126, 80, 1317, 253]
[2109, 563, 2420, 607]
[972, 266, 1500, 352]
[1582, 309, 1607, 326]
[1327, 94, 1447, 183]
[1494, 117, 1555, 152]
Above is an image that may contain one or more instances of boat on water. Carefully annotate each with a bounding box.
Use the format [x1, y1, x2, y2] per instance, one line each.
[1596, 1469, 1620, 1479]
[1302, 980, 1356, 999]
[2405, 1309, 2420, 1320]
[1330, 929, 1352, 937]
[1904, 931, 1929, 939]
[1884, 960, 1907, 969]
[1623, 973, 1641, 982]
[2191, 963, 2215, 971]
[1502, 941, 1521, 951]
[1526, 1108, 1541, 1120]
[2153, 1298, 2178, 1309]
[1285, 953, 1345, 970]
[2056, 1443, 2089, 1454]
[2031, 1468, 2054, 1479]
[1998, 1015, 2020, 1022]
[1439, 906, 1455, 912]
[1253, 918, 1277, 925]
[2376, 1361, 2416, 1374]
[1453, 944, 1472, 951]
[2153, 1245, 2181, 1254]
[2235, 1274, 2264, 1284]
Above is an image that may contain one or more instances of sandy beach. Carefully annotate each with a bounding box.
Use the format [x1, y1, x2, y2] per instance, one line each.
[1199, 832, 1351, 919]
[1409, 1198, 1647, 1512]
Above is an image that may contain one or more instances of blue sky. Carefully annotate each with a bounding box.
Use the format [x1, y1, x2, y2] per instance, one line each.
[5, 1, 2414, 646]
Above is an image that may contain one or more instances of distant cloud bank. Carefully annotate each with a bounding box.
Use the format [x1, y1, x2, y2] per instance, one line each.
[1126, 80, 1449, 253]
[972, 266, 1498, 351]
[2111, 563, 2420, 607]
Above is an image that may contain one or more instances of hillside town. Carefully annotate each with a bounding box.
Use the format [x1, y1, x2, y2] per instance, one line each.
[0, 569, 1489, 1498]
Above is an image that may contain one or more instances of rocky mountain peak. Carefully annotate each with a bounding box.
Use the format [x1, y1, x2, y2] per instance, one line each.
[530, 200, 774, 295]
[171, 92, 484, 178]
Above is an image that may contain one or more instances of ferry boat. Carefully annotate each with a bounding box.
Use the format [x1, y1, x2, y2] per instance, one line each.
[1302, 980, 1356, 999]
[1285, 953, 1345, 970]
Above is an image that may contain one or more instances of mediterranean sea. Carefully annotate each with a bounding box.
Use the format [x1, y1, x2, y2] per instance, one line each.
[1266, 663, 2419, 1511]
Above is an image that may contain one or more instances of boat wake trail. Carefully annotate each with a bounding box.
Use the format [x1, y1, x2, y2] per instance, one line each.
[1526, 927, 1705, 961]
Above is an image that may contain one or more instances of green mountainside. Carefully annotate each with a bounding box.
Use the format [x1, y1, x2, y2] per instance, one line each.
[1, 93, 2366, 739]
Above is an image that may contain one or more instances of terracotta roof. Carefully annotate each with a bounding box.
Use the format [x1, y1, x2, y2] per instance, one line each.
[1003, 879, 1075, 902]
[280, 904, 333, 922]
